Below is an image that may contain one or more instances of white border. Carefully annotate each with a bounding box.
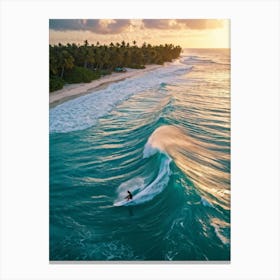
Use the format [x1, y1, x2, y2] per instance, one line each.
[0, 0, 279, 279]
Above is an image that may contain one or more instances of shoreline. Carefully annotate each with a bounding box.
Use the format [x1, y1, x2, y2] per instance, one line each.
[49, 64, 162, 108]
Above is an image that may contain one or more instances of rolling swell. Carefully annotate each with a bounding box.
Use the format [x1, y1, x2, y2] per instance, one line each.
[50, 49, 230, 260]
[115, 124, 230, 210]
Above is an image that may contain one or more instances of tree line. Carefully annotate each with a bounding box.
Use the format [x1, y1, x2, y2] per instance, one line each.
[49, 40, 182, 92]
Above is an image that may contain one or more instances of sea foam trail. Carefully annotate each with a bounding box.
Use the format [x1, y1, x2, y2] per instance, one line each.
[114, 140, 172, 206]
[50, 63, 192, 133]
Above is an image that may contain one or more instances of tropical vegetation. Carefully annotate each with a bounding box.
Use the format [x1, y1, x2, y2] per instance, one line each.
[49, 40, 182, 92]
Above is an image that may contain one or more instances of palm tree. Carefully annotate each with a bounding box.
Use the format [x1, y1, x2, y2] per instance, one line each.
[49, 40, 182, 87]
[58, 50, 74, 78]
[81, 45, 95, 68]
[49, 46, 58, 75]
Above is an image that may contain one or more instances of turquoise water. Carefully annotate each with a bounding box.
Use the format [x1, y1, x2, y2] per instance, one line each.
[50, 49, 230, 261]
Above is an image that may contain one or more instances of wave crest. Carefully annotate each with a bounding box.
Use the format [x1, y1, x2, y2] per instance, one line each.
[141, 125, 230, 209]
[114, 132, 173, 206]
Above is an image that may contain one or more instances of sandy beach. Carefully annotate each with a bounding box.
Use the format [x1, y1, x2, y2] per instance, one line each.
[49, 64, 162, 107]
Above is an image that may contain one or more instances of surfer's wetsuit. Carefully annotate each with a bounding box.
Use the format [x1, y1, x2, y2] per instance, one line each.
[126, 191, 133, 201]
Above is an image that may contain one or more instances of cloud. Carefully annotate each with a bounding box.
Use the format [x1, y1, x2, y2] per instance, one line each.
[142, 19, 224, 30]
[141, 19, 171, 29]
[49, 19, 85, 31]
[49, 19, 131, 34]
[49, 19, 225, 34]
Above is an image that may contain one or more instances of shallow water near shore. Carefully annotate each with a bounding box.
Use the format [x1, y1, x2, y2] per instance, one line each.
[50, 48, 230, 261]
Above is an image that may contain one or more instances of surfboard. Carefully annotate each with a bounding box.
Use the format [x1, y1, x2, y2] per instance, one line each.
[113, 199, 131, 207]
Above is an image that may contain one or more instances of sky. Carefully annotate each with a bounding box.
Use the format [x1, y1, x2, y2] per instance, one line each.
[49, 19, 230, 48]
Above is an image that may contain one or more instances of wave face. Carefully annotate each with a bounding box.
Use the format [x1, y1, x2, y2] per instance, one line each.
[114, 153, 172, 206]
[50, 48, 230, 261]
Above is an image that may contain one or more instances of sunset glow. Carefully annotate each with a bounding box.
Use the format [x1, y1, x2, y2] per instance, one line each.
[49, 19, 230, 48]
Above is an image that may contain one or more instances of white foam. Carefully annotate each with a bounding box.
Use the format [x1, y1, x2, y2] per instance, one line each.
[182, 56, 215, 64]
[143, 142, 160, 159]
[114, 152, 172, 206]
[50, 62, 192, 133]
[201, 197, 214, 208]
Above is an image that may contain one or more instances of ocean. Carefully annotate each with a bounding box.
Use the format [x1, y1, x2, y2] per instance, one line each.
[49, 48, 230, 261]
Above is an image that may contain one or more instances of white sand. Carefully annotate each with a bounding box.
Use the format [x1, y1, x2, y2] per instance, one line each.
[49, 65, 162, 107]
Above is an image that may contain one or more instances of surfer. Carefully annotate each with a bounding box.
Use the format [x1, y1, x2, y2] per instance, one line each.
[125, 190, 133, 201]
